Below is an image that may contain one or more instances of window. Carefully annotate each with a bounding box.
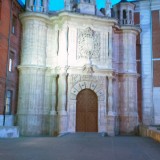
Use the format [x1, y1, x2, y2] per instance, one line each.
[12, 16, 17, 34]
[8, 51, 14, 72]
[5, 90, 12, 114]
[123, 10, 127, 19]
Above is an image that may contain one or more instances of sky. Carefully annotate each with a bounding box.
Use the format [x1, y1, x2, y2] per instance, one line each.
[21, 0, 134, 11]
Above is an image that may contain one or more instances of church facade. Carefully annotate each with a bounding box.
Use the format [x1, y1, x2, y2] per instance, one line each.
[17, 0, 141, 136]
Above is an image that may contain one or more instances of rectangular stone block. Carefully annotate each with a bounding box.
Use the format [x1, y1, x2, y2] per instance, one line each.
[0, 126, 19, 138]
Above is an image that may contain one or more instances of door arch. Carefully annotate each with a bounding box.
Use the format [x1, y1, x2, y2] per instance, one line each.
[76, 89, 98, 132]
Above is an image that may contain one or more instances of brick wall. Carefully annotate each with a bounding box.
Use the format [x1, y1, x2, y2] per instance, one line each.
[0, 0, 23, 115]
[152, 10, 160, 87]
[0, 0, 11, 114]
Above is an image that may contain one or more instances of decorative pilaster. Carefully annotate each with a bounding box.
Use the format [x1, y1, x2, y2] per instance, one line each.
[108, 76, 114, 115]
[50, 75, 57, 115]
[57, 72, 67, 114]
[108, 29, 112, 68]
[57, 67, 68, 134]
[58, 25, 69, 66]
[49, 73, 57, 136]
[107, 76, 116, 136]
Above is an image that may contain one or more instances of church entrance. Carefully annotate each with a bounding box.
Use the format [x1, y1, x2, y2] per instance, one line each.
[76, 89, 98, 132]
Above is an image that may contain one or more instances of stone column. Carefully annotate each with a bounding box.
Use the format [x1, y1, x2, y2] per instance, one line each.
[107, 76, 115, 136]
[57, 68, 68, 134]
[108, 28, 112, 68]
[50, 75, 57, 115]
[58, 25, 68, 67]
[108, 76, 114, 115]
[17, 13, 48, 136]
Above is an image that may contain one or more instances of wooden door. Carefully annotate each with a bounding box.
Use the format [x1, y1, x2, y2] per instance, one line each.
[76, 89, 98, 132]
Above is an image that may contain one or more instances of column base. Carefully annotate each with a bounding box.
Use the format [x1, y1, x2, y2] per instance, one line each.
[107, 115, 116, 136]
[57, 111, 68, 134]
[49, 113, 57, 136]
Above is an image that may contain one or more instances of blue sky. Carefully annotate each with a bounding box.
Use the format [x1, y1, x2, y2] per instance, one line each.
[21, 0, 134, 11]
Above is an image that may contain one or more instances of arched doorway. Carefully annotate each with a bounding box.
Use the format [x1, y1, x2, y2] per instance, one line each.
[76, 89, 98, 132]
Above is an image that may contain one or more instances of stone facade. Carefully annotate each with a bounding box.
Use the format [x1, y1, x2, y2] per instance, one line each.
[17, 0, 140, 136]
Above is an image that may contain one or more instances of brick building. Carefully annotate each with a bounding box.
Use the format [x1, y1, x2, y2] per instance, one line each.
[135, 0, 160, 125]
[0, 0, 23, 126]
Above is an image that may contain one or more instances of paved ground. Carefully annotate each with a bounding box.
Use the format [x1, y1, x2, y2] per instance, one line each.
[0, 133, 160, 160]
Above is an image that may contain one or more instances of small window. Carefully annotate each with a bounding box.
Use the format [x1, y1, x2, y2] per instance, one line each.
[12, 16, 17, 34]
[123, 10, 127, 19]
[8, 52, 14, 72]
[5, 90, 12, 114]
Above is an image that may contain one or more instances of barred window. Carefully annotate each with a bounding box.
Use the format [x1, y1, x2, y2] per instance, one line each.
[5, 90, 12, 114]
[12, 16, 17, 35]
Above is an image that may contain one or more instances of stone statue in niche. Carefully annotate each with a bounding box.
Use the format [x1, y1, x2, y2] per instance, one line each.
[77, 27, 100, 60]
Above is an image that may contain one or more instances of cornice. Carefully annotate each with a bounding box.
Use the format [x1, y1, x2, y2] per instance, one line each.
[50, 11, 118, 26]
[19, 12, 50, 24]
[18, 65, 46, 71]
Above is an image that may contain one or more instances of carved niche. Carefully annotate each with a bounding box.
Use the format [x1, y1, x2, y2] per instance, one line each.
[77, 27, 101, 59]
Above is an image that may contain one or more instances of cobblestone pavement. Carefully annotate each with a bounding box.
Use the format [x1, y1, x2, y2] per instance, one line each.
[0, 133, 160, 160]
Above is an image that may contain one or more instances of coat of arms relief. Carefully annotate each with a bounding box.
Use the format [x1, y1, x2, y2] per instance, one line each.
[77, 27, 101, 60]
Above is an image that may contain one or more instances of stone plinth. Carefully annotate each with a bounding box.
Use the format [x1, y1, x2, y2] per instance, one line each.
[0, 126, 19, 138]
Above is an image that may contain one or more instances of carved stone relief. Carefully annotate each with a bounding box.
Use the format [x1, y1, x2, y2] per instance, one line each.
[77, 27, 101, 60]
[69, 74, 105, 101]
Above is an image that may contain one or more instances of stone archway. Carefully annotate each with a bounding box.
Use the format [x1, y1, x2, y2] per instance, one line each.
[67, 76, 107, 133]
[76, 89, 98, 132]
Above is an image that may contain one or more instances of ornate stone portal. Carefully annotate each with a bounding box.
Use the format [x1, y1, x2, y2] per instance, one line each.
[17, 1, 140, 136]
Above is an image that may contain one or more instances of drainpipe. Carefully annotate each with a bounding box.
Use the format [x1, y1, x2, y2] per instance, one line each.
[3, 0, 14, 126]
[149, 0, 154, 124]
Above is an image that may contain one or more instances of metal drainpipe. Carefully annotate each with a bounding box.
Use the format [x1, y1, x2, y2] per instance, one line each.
[3, 0, 14, 126]
[149, 0, 154, 124]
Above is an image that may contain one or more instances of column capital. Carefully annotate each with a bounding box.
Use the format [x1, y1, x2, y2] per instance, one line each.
[57, 66, 69, 75]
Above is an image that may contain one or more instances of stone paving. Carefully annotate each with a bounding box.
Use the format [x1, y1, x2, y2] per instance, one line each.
[0, 133, 160, 160]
